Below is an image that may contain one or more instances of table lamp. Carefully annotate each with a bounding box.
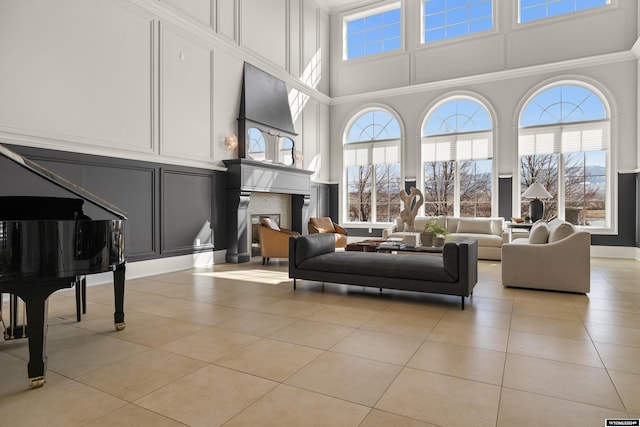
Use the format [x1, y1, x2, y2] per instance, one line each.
[522, 182, 552, 222]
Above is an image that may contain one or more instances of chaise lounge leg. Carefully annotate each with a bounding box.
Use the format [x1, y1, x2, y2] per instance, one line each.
[461, 296, 465, 310]
[293, 278, 296, 290]
[262, 257, 266, 265]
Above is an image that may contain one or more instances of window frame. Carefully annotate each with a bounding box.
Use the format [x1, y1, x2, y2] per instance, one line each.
[342, 1, 403, 61]
[517, 0, 613, 25]
[342, 107, 403, 226]
[419, 96, 497, 218]
[421, 0, 495, 46]
[516, 81, 614, 233]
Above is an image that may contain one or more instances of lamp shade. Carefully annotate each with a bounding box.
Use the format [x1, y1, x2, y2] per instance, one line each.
[522, 182, 552, 199]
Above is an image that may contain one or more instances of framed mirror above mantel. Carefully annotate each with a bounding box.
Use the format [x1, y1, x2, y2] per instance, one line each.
[237, 63, 298, 167]
[240, 121, 295, 166]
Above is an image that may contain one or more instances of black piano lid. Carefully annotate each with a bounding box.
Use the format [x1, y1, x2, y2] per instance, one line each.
[0, 143, 127, 220]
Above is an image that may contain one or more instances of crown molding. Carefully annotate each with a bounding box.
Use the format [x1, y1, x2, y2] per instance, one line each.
[331, 50, 636, 105]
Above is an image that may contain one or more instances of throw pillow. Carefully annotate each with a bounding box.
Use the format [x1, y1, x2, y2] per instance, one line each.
[490, 218, 504, 236]
[261, 218, 280, 231]
[528, 221, 549, 244]
[548, 222, 575, 243]
[456, 218, 492, 235]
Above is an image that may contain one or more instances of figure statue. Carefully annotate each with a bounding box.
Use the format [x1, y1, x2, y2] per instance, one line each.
[399, 187, 424, 231]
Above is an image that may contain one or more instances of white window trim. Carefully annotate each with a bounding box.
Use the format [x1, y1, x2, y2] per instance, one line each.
[342, 1, 402, 61]
[420, 0, 496, 47]
[420, 131, 496, 217]
[343, 137, 402, 225]
[515, 0, 614, 27]
[516, 123, 612, 231]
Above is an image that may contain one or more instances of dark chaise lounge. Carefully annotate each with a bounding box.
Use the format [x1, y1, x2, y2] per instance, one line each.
[288, 234, 478, 309]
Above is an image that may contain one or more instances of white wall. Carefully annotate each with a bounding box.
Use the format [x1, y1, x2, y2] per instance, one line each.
[328, 0, 639, 190]
[0, 0, 331, 178]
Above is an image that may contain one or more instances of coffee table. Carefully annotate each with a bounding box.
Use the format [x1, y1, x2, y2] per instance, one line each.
[345, 239, 387, 252]
[377, 245, 444, 254]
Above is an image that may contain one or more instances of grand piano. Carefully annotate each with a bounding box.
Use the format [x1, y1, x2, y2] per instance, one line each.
[0, 144, 126, 388]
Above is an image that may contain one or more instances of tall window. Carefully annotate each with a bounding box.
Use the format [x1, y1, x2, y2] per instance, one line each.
[519, 83, 609, 227]
[421, 98, 493, 217]
[344, 109, 402, 223]
[344, 3, 401, 60]
[423, 0, 493, 44]
[519, 0, 609, 23]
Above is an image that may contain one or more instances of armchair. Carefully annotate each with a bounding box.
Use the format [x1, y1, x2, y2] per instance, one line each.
[258, 218, 299, 265]
[307, 217, 348, 249]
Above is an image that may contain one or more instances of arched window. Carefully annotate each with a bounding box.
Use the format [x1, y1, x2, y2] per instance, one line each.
[518, 83, 609, 227]
[343, 109, 402, 223]
[421, 97, 494, 217]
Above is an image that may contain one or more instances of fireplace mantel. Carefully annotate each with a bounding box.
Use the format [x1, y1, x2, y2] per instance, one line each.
[223, 159, 313, 195]
[224, 159, 313, 263]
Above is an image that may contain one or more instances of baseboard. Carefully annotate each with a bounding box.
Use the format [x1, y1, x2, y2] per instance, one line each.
[590, 245, 640, 260]
[85, 250, 227, 286]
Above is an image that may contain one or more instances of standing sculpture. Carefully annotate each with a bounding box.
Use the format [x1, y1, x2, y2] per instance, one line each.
[399, 187, 424, 231]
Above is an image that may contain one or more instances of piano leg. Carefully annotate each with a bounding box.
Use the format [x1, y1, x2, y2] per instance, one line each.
[2, 279, 74, 389]
[113, 263, 126, 331]
[24, 296, 48, 389]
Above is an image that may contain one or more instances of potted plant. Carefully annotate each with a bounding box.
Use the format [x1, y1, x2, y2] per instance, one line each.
[421, 219, 449, 247]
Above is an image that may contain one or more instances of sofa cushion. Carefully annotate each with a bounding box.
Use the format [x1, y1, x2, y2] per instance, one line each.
[298, 252, 456, 283]
[528, 221, 549, 244]
[452, 233, 502, 248]
[456, 218, 492, 235]
[294, 234, 335, 265]
[446, 217, 459, 233]
[548, 221, 575, 243]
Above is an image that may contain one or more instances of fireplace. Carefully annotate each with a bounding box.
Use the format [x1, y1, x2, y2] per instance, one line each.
[224, 159, 313, 263]
[224, 63, 311, 263]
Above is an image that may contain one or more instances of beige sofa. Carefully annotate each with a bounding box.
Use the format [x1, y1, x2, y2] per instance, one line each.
[383, 216, 505, 260]
[501, 218, 590, 293]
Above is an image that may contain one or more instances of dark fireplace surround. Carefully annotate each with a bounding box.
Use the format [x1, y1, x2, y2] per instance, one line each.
[224, 158, 313, 263]
[224, 63, 312, 263]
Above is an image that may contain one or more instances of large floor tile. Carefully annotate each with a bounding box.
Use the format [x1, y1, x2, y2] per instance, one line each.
[594, 342, 640, 374]
[75, 348, 207, 401]
[213, 310, 297, 336]
[497, 387, 628, 427]
[223, 384, 370, 427]
[609, 370, 640, 413]
[214, 338, 323, 381]
[510, 313, 590, 340]
[331, 329, 423, 365]
[360, 311, 439, 339]
[407, 340, 505, 385]
[304, 304, 378, 328]
[85, 403, 187, 427]
[375, 368, 501, 427]
[0, 358, 126, 426]
[507, 331, 602, 367]
[135, 365, 277, 427]
[426, 319, 509, 352]
[359, 409, 438, 427]
[160, 326, 259, 362]
[268, 318, 355, 350]
[503, 354, 624, 410]
[285, 351, 401, 406]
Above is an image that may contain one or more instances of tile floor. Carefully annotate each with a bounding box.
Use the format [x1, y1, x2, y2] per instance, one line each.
[1, 257, 639, 426]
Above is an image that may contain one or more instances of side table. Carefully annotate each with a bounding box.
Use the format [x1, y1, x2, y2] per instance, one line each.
[506, 222, 533, 242]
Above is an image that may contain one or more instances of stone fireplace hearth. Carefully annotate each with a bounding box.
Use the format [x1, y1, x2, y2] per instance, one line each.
[224, 158, 313, 263]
